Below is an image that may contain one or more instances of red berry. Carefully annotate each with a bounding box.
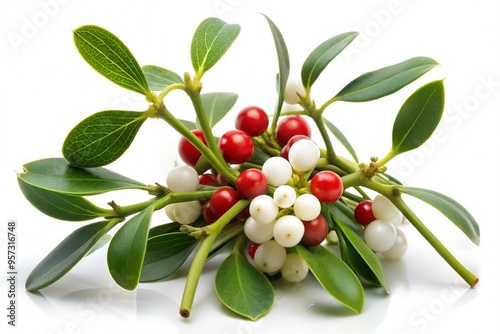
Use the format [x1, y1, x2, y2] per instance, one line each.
[178, 129, 207, 167]
[275, 115, 311, 146]
[287, 134, 310, 147]
[310, 171, 343, 203]
[354, 200, 376, 226]
[215, 173, 231, 187]
[247, 242, 260, 259]
[202, 201, 218, 224]
[280, 144, 290, 160]
[235, 106, 269, 137]
[300, 214, 329, 247]
[218, 129, 254, 164]
[236, 168, 268, 199]
[199, 173, 218, 187]
[210, 188, 241, 217]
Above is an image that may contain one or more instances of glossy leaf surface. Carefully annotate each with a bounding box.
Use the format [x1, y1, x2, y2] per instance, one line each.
[73, 25, 149, 95]
[140, 232, 198, 282]
[26, 219, 118, 291]
[142, 65, 183, 91]
[18, 158, 147, 195]
[215, 252, 274, 320]
[334, 57, 439, 102]
[296, 245, 364, 313]
[197, 92, 238, 129]
[107, 206, 153, 290]
[63, 110, 147, 168]
[191, 17, 240, 77]
[402, 187, 480, 245]
[18, 177, 111, 221]
[302, 31, 358, 88]
[261, 14, 290, 116]
[391, 80, 445, 156]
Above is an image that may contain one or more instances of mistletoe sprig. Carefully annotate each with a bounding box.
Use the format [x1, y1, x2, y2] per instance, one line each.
[17, 15, 479, 320]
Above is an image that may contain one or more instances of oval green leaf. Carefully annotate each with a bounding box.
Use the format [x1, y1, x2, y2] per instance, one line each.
[335, 218, 389, 293]
[402, 187, 480, 245]
[18, 158, 147, 195]
[18, 177, 112, 221]
[261, 14, 290, 118]
[334, 57, 439, 102]
[73, 25, 150, 95]
[142, 65, 182, 91]
[215, 252, 274, 320]
[302, 32, 359, 89]
[296, 244, 364, 313]
[191, 17, 240, 77]
[391, 80, 445, 156]
[26, 219, 118, 291]
[197, 92, 238, 129]
[107, 206, 153, 290]
[140, 232, 198, 282]
[323, 117, 359, 162]
[63, 110, 147, 168]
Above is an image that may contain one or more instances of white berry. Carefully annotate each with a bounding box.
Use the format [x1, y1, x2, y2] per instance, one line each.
[164, 201, 201, 225]
[372, 194, 399, 222]
[244, 217, 275, 244]
[253, 240, 287, 274]
[280, 253, 309, 283]
[273, 185, 297, 208]
[364, 219, 397, 252]
[249, 195, 279, 224]
[293, 193, 321, 221]
[262, 156, 292, 186]
[288, 139, 320, 172]
[273, 215, 305, 247]
[284, 78, 306, 105]
[382, 228, 408, 260]
[167, 165, 199, 192]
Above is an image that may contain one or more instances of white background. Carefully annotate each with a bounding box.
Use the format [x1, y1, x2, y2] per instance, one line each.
[1, 0, 500, 333]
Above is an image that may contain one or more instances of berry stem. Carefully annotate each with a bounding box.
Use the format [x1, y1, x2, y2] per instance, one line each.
[179, 199, 250, 318]
[155, 104, 236, 183]
[361, 178, 478, 287]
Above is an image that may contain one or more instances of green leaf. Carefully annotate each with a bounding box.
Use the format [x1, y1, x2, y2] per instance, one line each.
[335, 218, 389, 293]
[140, 232, 198, 282]
[215, 252, 274, 320]
[26, 219, 118, 291]
[334, 57, 440, 102]
[142, 65, 182, 91]
[18, 158, 147, 196]
[178, 119, 197, 131]
[147, 222, 182, 238]
[261, 14, 290, 117]
[391, 80, 445, 156]
[17, 177, 111, 221]
[73, 25, 150, 95]
[196, 92, 238, 128]
[191, 17, 240, 77]
[329, 201, 363, 236]
[107, 206, 153, 290]
[63, 110, 147, 168]
[296, 245, 364, 313]
[402, 187, 480, 245]
[302, 32, 359, 89]
[323, 117, 359, 162]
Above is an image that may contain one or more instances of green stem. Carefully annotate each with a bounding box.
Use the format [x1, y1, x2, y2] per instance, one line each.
[183, 76, 238, 184]
[361, 179, 478, 287]
[156, 105, 236, 183]
[108, 190, 216, 218]
[179, 199, 250, 318]
[394, 196, 478, 287]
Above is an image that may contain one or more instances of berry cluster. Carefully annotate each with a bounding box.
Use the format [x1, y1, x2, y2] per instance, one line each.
[354, 195, 408, 260]
[168, 103, 348, 282]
